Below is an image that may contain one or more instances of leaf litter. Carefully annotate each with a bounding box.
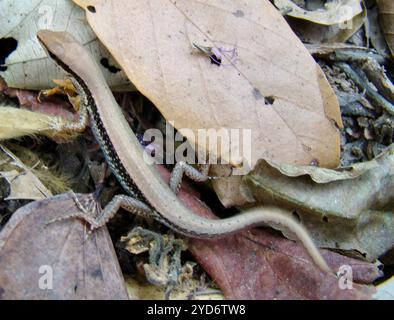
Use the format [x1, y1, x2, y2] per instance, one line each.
[0, 0, 393, 299]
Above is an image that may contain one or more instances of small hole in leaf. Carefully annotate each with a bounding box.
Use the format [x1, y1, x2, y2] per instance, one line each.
[87, 5, 96, 13]
[0, 37, 18, 71]
[265, 96, 275, 105]
[100, 58, 121, 73]
[322, 216, 329, 223]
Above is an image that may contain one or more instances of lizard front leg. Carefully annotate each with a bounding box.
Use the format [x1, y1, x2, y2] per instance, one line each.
[169, 162, 210, 194]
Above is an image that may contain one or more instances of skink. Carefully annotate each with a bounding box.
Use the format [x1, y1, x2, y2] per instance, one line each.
[37, 30, 330, 273]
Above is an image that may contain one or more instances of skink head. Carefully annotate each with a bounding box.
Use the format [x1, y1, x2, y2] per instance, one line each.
[37, 30, 75, 59]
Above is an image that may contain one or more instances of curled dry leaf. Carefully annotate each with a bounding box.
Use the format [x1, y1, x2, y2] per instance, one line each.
[274, 0, 364, 25]
[0, 0, 130, 90]
[74, 0, 342, 170]
[0, 193, 130, 300]
[377, 0, 394, 57]
[263, 149, 386, 183]
[274, 0, 366, 43]
[210, 149, 380, 207]
[0, 144, 52, 200]
[244, 146, 394, 261]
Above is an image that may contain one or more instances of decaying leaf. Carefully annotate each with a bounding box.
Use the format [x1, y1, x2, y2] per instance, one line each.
[243, 146, 394, 261]
[0, 193, 130, 300]
[74, 0, 342, 170]
[2, 82, 76, 120]
[0, 0, 130, 90]
[190, 228, 378, 299]
[210, 164, 254, 207]
[263, 149, 385, 183]
[274, 0, 367, 43]
[210, 148, 381, 207]
[0, 144, 52, 200]
[377, 0, 394, 56]
[275, 0, 364, 25]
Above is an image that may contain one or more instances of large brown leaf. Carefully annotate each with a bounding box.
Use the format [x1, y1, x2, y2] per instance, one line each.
[73, 0, 342, 169]
[190, 229, 378, 299]
[0, 193, 129, 300]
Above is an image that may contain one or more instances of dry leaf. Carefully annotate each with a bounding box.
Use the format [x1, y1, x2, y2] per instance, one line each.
[0, 0, 131, 90]
[263, 152, 383, 183]
[3, 86, 76, 120]
[275, 0, 367, 43]
[190, 229, 378, 299]
[73, 0, 342, 169]
[377, 0, 394, 57]
[210, 149, 380, 207]
[0, 144, 52, 200]
[275, 0, 364, 25]
[0, 193, 130, 300]
[210, 164, 254, 207]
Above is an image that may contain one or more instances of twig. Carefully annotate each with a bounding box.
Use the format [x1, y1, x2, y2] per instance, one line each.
[334, 62, 394, 115]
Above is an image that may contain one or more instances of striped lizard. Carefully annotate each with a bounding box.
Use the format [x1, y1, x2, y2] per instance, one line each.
[37, 30, 331, 273]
